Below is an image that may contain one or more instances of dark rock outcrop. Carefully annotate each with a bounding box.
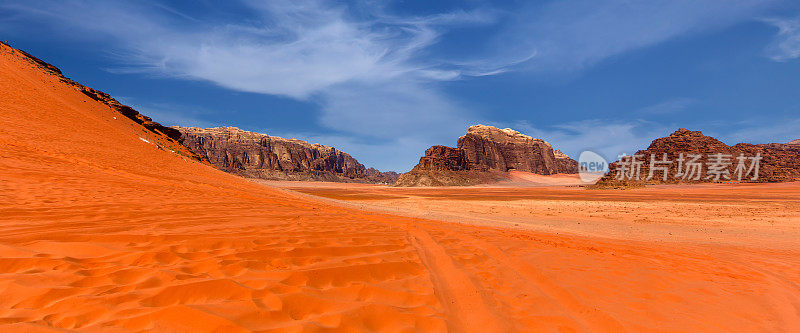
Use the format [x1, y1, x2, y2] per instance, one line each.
[75, 87, 183, 142]
[396, 125, 578, 186]
[594, 129, 800, 188]
[175, 127, 398, 184]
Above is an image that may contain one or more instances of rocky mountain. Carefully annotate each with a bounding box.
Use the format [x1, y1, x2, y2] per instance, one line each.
[787, 139, 800, 145]
[175, 127, 399, 184]
[396, 125, 578, 186]
[1, 41, 208, 164]
[594, 129, 800, 187]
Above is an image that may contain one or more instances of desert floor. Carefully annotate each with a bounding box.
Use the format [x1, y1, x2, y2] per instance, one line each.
[266, 177, 800, 331]
[272, 174, 800, 250]
[2, 41, 800, 332]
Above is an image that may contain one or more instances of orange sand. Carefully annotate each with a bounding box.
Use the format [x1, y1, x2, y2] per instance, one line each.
[2, 43, 800, 332]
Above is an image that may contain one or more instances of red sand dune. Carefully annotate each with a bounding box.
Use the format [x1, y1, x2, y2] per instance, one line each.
[2, 43, 800, 332]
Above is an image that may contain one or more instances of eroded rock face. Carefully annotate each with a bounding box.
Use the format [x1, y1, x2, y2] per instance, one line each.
[457, 125, 578, 174]
[175, 127, 398, 184]
[732, 142, 800, 183]
[415, 146, 469, 172]
[594, 129, 800, 187]
[396, 125, 578, 186]
[554, 150, 580, 176]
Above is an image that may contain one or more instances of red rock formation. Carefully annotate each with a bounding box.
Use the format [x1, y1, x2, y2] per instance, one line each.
[457, 125, 578, 174]
[175, 127, 398, 184]
[731, 142, 800, 182]
[416, 146, 469, 171]
[554, 149, 579, 175]
[594, 129, 800, 187]
[396, 125, 578, 186]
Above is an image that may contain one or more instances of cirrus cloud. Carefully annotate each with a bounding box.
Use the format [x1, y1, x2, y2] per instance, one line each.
[1, 0, 794, 171]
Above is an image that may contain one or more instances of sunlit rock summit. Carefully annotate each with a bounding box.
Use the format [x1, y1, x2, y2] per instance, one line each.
[396, 125, 578, 186]
[175, 127, 398, 183]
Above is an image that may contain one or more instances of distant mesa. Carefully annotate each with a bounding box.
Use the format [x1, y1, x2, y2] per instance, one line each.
[594, 128, 800, 188]
[788, 139, 800, 145]
[174, 127, 398, 184]
[395, 125, 578, 186]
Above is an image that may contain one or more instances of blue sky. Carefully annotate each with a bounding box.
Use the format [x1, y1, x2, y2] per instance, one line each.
[2, 0, 800, 172]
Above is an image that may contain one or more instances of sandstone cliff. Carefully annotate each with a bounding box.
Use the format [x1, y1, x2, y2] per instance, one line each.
[457, 125, 578, 174]
[594, 129, 800, 188]
[175, 127, 398, 184]
[396, 125, 578, 186]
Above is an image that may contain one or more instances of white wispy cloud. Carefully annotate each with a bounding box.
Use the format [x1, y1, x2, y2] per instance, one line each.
[489, 0, 782, 72]
[507, 119, 668, 162]
[0, 0, 501, 97]
[0, 0, 791, 171]
[638, 98, 696, 115]
[763, 16, 800, 61]
[725, 117, 800, 144]
[0, 0, 493, 170]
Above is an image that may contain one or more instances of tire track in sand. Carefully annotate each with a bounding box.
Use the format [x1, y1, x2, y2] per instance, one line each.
[267, 186, 620, 330]
[406, 226, 507, 333]
[448, 229, 627, 332]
